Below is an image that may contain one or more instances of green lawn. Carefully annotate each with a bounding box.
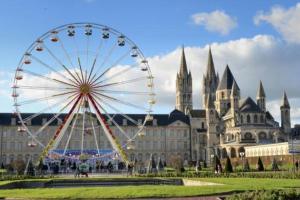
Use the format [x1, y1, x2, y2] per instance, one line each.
[0, 178, 299, 199]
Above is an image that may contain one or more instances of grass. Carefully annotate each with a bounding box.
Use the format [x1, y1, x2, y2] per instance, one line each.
[0, 177, 300, 199]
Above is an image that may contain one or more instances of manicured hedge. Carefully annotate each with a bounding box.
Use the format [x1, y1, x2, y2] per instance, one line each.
[137, 171, 300, 179]
[228, 189, 300, 200]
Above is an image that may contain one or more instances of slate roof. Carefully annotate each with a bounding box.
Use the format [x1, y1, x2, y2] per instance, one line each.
[189, 109, 206, 118]
[217, 65, 240, 90]
[0, 110, 190, 126]
[239, 97, 262, 113]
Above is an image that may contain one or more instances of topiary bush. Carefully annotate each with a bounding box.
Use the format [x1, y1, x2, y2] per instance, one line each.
[257, 157, 264, 171]
[225, 156, 233, 173]
[271, 158, 279, 171]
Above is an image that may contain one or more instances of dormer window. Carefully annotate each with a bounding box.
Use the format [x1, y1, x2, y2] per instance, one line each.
[11, 118, 16, 125]
[153, 119, 157, 126]
[42, 118, 47, 125]
[123, 119, 127, 126]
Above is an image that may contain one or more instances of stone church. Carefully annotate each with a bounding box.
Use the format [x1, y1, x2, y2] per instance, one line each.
[176, 47, 291, 163]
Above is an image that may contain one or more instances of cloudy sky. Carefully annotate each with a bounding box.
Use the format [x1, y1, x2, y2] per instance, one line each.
[0, 0, 300, 125]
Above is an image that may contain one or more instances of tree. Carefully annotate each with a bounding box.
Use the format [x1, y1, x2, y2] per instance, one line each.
[213, 156, 222, 173]
[169, 155, 185, 173]
[13, 160, 26, 175]
[157, 157, 164, 172]
[243, 159, 250, 172]
[203, 160, 207, 168]
[26, 160, 35, 176]
[224, 156, 233, 173]
[271, 158, 279, 171]
[257, 157, 264, 171]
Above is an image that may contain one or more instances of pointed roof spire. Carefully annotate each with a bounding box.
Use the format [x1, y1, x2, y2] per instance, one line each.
[179, 46, 188, 76]
[281, 91, 290, 109]
[206, 46, 217, 79]
[217, 65, 239, 90]
[256, 80, 266, 98]
[206, 93, 214, 108]
[231, 80, 239, 97]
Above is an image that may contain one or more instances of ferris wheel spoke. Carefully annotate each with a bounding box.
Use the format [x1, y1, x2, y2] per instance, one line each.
[86, 110, 101, 155]
[18, 90, 77, 106]
[94, 76, 148, 89]
[71, 37, 85, 84]
[100, 104, 130, 140]
[81, 101, 87, 154]
[35, 94, 80, 137]
[17, 85, 75, 91]
[95, 63, 139, 85]
[58, 36, 75, 69]
[90, 48, 131, 85]
[86, 39, 104, 83]
[22, 69, 77, 88]
[31, 55, 78, 86]
[77, 57, 86, 83]
[94, 89, 150, 95]
[22, 94, 76, 123]
[43, 44, 82, 84]
[92, 91, 147, 111]
[93, 95, 139, 126]
[89, 42, 118, 83]
[63, 98, 83, 156]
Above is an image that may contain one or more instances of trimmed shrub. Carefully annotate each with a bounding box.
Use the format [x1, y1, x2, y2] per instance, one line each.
[271, 158, 279, 171]
[257, 157, 264, 171]
[169, 155, 184, 173]
[225, 157, 233, 173]
[228, 189, 300, 200]
[243, 159, 250, 172]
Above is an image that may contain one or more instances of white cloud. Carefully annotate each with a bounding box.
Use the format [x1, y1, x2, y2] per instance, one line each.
[254, 3, 300, 43]
[191, 10, 237, 35]
[146, 34, 300, 125]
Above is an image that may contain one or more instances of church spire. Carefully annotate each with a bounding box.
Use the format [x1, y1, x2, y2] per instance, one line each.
[179, 46, 188, 76]
[256, 80, 266, 98]
[281, 91, 290, 109]
[206, 46, 217, 79]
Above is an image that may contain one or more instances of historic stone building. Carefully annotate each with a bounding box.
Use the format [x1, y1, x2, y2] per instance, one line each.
[0, 46, 296, 166]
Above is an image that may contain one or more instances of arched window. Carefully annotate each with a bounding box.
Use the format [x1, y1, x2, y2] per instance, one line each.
[254, 114, 258, 123]
[260, 115, 264, 123]
[247, 115, 251, 123]
[241, 115, 244, 124]
[244, 132, 252, 139]
[201, 122, 205, 129]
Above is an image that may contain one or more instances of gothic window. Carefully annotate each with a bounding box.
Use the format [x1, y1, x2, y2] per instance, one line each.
[201, 122, 205, 129]
[247, 115, 251, 123]
[244, 132, 252, 139]
[241, 115, 244, 124]
[254, 114, 258, 123]
[260, 115, 264, 123]
[258, 132, 267, 140]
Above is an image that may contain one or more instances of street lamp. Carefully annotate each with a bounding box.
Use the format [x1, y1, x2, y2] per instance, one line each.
[239, 152, 245, 171]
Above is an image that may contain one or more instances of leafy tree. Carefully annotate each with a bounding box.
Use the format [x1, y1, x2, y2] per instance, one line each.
[225, 156, 233, 173]
[169, 155, 184, 173]
[257, 157, 264, 171]
[243, 159, 250, 172]
[203, 160, 207, 168]
[271, 158, 279, 171]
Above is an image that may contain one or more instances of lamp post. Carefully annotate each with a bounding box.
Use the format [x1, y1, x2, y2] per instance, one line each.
[239, 151, 245, 171]
[210, 154, 215, 171]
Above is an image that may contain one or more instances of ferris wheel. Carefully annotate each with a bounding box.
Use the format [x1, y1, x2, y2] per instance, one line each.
[12, 23, 155, 165]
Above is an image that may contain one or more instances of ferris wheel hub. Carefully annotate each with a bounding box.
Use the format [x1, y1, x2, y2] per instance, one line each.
[79, 83, 91, 95]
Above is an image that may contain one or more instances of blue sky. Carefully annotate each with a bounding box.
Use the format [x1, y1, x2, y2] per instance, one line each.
[1, 0, 300, 125]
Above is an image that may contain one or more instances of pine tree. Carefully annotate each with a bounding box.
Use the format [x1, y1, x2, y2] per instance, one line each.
[225, 156, 233, 173]
[271, 158, 279, 171]
[213, 156, 222, 173]
[243, 159, 250, 172]
[257, 157, 264, 171]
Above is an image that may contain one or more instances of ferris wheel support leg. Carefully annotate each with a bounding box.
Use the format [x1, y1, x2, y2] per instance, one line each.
[36, 94, 82, 165]
[87, 94, 129, 165]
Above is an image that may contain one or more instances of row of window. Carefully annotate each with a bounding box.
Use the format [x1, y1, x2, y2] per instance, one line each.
[240, 114, 265, 124]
